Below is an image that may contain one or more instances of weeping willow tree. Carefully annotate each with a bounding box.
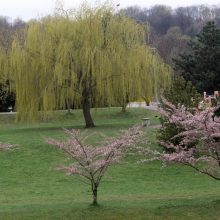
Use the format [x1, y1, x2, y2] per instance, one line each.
[0, 48, 7, 102]
[141, 50, 172, 104]
[10, 4, 172, 127]
[113, 45, 172, 111]
[0, 40, 12, 111]
[0, 48, 8, 83]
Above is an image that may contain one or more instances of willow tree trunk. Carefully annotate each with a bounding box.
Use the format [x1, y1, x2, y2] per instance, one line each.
[121, 104, 127, 112]
[121, 100, 129, 112]
[66, 100, 71, 114]
[121, 94, 129, 112]
[82, 88, 95, 128]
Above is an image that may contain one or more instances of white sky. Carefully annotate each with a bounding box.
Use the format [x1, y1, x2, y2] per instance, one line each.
[1, 0, 220, 21]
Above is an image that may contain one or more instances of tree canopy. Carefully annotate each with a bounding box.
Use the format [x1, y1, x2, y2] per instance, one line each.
[122, 5, 220, 67]
[0, 17, 24, 111]
[174, 21, 220, 93]
[10, 4, 171, 127]
[163, 74, 200, 108]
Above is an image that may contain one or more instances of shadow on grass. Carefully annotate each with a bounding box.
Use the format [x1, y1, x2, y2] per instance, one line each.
[0, 198, 220, 220]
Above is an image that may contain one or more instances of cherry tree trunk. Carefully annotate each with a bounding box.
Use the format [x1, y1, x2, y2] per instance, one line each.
[92, 188, 98, 206]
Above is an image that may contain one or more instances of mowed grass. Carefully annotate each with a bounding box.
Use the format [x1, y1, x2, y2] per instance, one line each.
[0, 108, 220, 220]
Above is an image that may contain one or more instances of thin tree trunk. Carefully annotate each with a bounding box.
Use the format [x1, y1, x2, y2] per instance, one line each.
[121, 94, 129, 112]
[92, 187, 98, 206]
[145, 100, 150, 106]
[67, 107, 71, 114]
[82, 89, 95, 128]
[121, 104, 127, 112]
[67, 100, 71, 114]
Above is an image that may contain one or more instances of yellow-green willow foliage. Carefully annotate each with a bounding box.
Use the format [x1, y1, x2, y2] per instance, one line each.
[11, 4, 171, 127]
[0, 49, 8, 83]
[140, 49, 172, 103]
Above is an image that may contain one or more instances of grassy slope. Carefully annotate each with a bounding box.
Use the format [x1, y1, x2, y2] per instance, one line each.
[0, 108, 219, 220]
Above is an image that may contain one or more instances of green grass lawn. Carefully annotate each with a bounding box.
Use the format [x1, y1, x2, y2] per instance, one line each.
[0, 108, 220, 220]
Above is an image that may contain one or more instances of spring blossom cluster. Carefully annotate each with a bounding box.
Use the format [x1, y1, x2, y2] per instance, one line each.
[46, 126, 142, 204]
[144, 98, 220, 180]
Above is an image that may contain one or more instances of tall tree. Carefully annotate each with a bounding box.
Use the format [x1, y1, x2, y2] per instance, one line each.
[10, 4, 171, 127]
[174, 21, 220, 93]
[0, 17, 25, 112]
[0, 43, 12, 112]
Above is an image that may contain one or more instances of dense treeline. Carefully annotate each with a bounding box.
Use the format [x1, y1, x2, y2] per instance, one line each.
[121, 4, 220, 66]
[122, 5, 220, 35]
[174, 21, 220, 93]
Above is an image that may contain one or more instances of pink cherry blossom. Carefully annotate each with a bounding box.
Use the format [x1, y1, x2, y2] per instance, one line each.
[46, 125, 142, 205]
[142, 98, 220, 180]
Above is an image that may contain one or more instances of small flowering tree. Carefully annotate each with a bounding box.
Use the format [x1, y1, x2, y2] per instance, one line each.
[142, 98, 220, 180]
[46, 126, 142, 205]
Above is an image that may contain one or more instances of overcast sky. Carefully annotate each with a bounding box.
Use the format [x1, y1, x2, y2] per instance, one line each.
[1, 0, 220, 21]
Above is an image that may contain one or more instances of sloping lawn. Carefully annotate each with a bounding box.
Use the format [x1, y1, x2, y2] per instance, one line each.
[0, 108, 219, 219]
